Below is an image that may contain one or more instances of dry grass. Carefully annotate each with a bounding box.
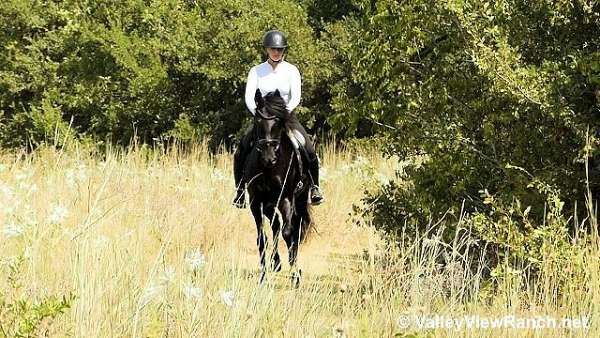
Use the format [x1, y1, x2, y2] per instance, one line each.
[0, 142, 598, 337]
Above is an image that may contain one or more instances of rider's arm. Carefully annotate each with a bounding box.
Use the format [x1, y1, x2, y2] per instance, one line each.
[245, 67, 258, 114]
[286, 65, 301, 112]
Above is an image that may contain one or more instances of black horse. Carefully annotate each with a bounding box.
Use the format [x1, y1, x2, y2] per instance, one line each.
[243, 89, 312, 286]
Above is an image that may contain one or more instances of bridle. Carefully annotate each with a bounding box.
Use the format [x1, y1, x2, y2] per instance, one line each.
[254, 109, 282, 153]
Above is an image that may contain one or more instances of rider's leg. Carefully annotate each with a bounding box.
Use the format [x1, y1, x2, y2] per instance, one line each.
[302, 137, 324, 205]
[233, 124, 255, 208]
[286, 114, 324, 205]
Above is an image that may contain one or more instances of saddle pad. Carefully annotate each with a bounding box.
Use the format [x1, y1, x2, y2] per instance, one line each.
[287, 129, 306, 149]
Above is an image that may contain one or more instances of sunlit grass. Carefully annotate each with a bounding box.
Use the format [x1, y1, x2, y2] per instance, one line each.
[0, 142, 598, 337]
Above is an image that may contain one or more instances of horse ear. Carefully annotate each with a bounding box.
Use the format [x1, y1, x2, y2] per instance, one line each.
[255, 89, 264, 108]
[274, 89, 281, 97]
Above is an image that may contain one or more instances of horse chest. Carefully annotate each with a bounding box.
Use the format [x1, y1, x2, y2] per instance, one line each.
[255, 176, 283, 193]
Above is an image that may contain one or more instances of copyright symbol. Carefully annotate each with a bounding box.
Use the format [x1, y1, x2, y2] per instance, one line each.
[397, 315, 411, 329]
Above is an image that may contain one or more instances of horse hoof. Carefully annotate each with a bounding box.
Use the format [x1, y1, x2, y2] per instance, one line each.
[290, 270, 302, 288]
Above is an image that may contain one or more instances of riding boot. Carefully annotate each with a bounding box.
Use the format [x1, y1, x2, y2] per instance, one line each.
[308, 156, 324, 205]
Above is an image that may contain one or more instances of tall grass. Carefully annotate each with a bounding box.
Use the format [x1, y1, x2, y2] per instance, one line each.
[0, 142, 597, 337]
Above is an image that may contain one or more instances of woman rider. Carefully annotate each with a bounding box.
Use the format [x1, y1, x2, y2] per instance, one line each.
[233, 30, 324, 208]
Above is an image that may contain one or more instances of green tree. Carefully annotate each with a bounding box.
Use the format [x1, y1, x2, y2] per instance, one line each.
[327, 0, 600, 275]
[0, 0, 334, 148]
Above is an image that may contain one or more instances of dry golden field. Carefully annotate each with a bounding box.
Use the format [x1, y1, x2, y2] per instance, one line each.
[0, 142, 598, 337]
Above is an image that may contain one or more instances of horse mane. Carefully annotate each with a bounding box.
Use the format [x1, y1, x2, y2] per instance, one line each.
[262, 91, 289, 121]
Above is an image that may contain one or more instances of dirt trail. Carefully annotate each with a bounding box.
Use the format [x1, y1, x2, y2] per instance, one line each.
[235, 206, 382, 281]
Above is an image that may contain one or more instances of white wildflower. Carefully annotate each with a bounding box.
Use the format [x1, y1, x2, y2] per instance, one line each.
[353, 155, 368, 167]
[421, 238, 439, 248]
[65, 169, 76, 187]
[14, 170, 32, 182]
[23, 245, 33, 259]
[20, 208, 37, 226]
[182, 284, 202, 299]
[1, 255, 19, 267]
[119, 229, 135, 240]
[140, 284, 164, 306]
[48, 204, 69, 224]
[185, 248, 206, 271]
[376, 172, 390, 185]
[0, 182, 14, 200]
[210, 169, 226, 182]
[174, 185, 191, 193]
[65, 164, 88, 187]
[2, 206, 15, 216]
[94, 235, 110, 248]
[2, 223, 24, 238]
[17, 181, 37, 192]
[159, 266, 176, 284]
[62, 228, 76, 240]
[76, 164, 88, 181]
[220, 290, 235, 307]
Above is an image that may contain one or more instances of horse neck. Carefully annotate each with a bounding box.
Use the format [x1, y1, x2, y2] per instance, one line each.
[260, 132, 295, 174]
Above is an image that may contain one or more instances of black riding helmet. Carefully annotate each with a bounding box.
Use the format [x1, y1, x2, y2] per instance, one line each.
[262, 30, 288, 49]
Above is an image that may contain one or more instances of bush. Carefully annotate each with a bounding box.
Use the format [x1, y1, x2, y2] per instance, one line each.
[0, 0, 335, 149]
[336, 0, 600, 290]
[0, 255, 73, 337]
[330, 0, 600, 227]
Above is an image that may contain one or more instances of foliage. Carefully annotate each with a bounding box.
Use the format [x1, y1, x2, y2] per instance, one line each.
[0, 0, 333, 149]
[331, 1, 599, 220]
[0, 255, 73, 337]
[331, 0, 600, 284]
[470, 181, 590, 287]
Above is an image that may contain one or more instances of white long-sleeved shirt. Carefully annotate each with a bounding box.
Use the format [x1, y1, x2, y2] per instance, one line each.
[244, 61, 301, 114]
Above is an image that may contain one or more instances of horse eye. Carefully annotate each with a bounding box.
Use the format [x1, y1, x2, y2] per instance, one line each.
[256, 140, 266, 152]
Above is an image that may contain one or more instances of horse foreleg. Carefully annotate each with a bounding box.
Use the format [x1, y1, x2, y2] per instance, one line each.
[251, 202, 267, 283]
[264, 205, 282, 273]
[281, 200, 301, 287]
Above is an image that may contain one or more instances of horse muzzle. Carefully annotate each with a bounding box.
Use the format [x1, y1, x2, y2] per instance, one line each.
[262, 157, 278, 168]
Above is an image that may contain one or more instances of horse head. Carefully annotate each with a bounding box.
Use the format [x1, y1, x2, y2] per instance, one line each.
[254, 89, 287, 168]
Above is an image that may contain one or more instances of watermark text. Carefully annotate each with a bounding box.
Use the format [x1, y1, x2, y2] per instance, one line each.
[397, 314, 590, 330]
